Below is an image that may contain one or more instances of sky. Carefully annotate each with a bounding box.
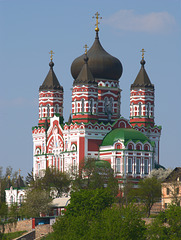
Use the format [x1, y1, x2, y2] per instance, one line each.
[0, 0, 180, 177]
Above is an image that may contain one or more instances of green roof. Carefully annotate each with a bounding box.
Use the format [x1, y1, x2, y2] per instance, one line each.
[94, 160, 111, 168]
[101, 128, 151, 146]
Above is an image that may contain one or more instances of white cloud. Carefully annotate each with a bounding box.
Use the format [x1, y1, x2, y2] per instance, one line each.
[104, 10, 176, 34]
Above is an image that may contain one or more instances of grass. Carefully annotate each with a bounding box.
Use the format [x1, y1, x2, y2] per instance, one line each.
[41, 233, 54, 240]
[1, 231, 27, 240]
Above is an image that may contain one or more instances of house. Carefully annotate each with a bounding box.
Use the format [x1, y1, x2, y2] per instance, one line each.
[161, 167, 181, 209]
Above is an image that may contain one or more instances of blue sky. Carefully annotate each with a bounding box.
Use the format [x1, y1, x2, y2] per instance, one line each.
[0, 0, 180, 177]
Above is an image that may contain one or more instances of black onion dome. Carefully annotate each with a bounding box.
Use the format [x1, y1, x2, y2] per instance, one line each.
[39, 60, 63, 91]
[71, 32, 123, 81]
[131, 59, 154, 90]
[73, 54, 96, 86]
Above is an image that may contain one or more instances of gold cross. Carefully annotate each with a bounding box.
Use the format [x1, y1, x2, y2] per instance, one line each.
[140, 48, 146, 59]
[83, 44, 89, 54]
[49, 50, 55, 61]
[92, 12, 102, 32]
[18, 168, 21, 176]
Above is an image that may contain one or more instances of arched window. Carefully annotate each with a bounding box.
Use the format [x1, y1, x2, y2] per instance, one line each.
[104, 97, 108, 114]
[10, 196, 14, 204]
[132, 103, 134, 116]
[74, 99, 77, 113]
[139, 102, 142, 116]
[110, 98, 113, 114]
[136, 144, 142, 150]
[56, 104, 58, 113]
[81, 99, 84, 113]
[147, 103, 150, 117]
[90, 99, 93, 114]
[40, 105, 43, 118]
[47, 105, 50, 117]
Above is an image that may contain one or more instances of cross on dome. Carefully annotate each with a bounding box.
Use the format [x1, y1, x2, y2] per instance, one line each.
[83, 44, 89, 54]
[140, 48, 146, 59]
[49, 50, 55, 61]
[92, 12, 102, 32]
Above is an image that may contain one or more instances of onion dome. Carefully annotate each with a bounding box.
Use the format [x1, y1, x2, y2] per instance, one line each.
[73, 53, 96, 86]
[131, 53, 154, 90]
[39, 60, 63, 91]
[14, 175, 25, 189]
[101, 128, 153, 147]
[71, 31, 123, 81]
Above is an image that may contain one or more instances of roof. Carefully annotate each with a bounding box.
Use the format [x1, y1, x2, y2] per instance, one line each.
[14, 175, 25, 189]
[39, 61, 63, 91]
[163, 167, 181, 183]
[73, 55, 96, 86]
[101, 128, 152, 147]
[51, 197, 70, 208]
[71, 32, 123, 81]
[94, 160, 111, 168]
[131, 59, 154, 89]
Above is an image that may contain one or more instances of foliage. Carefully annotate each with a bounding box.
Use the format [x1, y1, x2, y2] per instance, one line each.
[146, 204, 181, 239]
[0, 166, 18, 202]
[29, 168, 70, 198]
[2, 231, 27, 240]
[72, 158, 118, 196]
[20, 188, 52, 218]
[149, 168, 172, 182]
[65, 188, 114, 217]
[52, 203, 146, 240]
[135, 177, 161, 217]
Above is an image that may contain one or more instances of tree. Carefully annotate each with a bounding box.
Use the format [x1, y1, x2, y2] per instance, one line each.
[20, 188, 52, 218]
[72, 158, 118, 196]
[136, 177, 161, 217]
[147, 204, 181, 239]
[52, 202, 146, 240]
[149, 168, 172, 182]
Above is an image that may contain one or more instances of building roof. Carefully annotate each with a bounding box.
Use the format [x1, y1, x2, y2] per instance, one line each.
[73, 55, 96, 86]
[71, 32, 123, 81]
[163, 167, 181, 183]
[39, 61, 63, 91]
[131, 59, 154, 89]
[14, 175, 25, 189]
[101, 128, 152, 147]
[51, 197, 70, 208]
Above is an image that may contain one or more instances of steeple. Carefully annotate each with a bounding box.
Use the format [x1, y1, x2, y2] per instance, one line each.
[38, 51, 64, 126]
[39, 56, 63, 91]
[131, 49, 154, 90]
[130, 49, 155, 127]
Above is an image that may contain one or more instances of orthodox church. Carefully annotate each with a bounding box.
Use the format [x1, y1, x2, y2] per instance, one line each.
[32, 13, 162, 184]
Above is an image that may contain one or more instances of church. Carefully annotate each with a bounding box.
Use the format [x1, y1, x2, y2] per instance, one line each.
[32, 13, 162, 184]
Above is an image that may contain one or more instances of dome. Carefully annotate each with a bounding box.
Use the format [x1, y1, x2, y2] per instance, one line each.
[71, 32, 123, 81]
[101, 128, 152, 146]
[94, 160, 111, 168]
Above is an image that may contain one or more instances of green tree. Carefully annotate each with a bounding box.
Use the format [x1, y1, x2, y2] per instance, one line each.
[147, 204, 181, 239]
[20, 188, 52, 218]
[72, 158, 118, 196]
[52, 202, 146, 240]
[135, 177, 161, 217]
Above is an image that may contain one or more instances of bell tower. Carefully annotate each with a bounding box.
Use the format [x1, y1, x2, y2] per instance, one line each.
[130, 49, 154, 128]
[38, 51, 64, 127]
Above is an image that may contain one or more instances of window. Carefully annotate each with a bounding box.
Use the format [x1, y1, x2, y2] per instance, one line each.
[56, 105, 58, 113]
[10, 196, 14, 204]
[82, 99, 84, 113]
[47, 105, 50, 117]
[165, 203, 167, 209]
[147, 103, 150, 117]
[104, 97, 108, 114]
[116, 158, 121, 173]
[128, 158, 132, 173]
[90, 99, 93, 114]
[167, 188, 170, 195]
[176, 187, 179, 195]
[136, 158, 140, 174]
[75, 100, 77, 113]
[144, 159, 148, 174]
[139, 102, 141, 116]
